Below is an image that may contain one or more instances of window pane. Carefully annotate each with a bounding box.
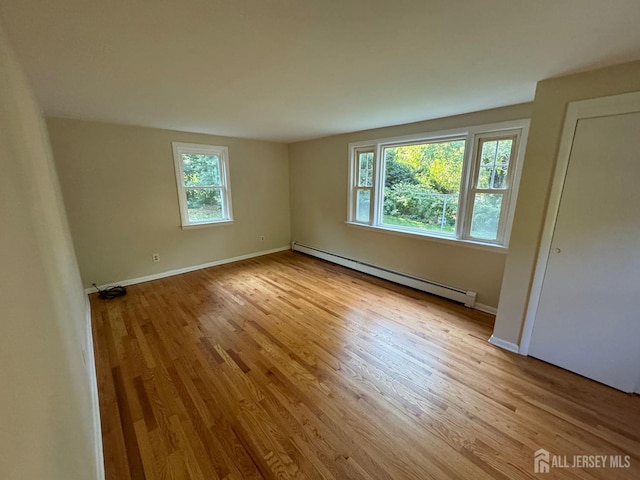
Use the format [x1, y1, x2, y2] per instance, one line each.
[358, 152, 373, 187]
[470, 193, 503, 240]
[182, 154, 221, 187]
[381, 139, 465, 235]
[186, 187, 224, 222]
[478, 139, 512, 189]
[356, 189, 371, 222]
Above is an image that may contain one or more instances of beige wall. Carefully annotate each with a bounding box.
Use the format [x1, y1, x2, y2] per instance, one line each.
[47, 118, 291, 288]
[0, 27, 101, 480]
[288, 104, 532, 308]
[494, 60, 640, 345]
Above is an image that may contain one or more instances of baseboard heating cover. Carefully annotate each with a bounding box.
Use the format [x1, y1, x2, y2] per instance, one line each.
[291, 242, 477, 308]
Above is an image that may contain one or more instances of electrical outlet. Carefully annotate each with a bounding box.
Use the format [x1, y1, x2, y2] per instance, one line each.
[260, 235, 265, 241]
[152, 253, 160, 262]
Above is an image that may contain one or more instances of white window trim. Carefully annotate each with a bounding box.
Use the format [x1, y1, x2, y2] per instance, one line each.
[352, 147, 376, 223]
[346, 119, 529, 248]
[172, 142, 234, 229]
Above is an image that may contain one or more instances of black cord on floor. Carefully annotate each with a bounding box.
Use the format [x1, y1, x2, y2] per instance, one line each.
[92, 283, 127, 299]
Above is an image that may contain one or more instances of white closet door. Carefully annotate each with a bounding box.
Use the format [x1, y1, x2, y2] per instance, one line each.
[529, 112, 640, 392]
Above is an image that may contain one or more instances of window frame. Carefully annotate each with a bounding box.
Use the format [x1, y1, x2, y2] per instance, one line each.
[346, 119, 529, 249]
[352, 147, 376, 223]
[172, 142, 234, 228]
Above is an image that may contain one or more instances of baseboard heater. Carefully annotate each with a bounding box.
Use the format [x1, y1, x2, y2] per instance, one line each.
[291, 242, 477, 308]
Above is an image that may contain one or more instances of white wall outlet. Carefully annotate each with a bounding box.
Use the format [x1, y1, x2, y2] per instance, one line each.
[260, 235, 265, 241]
[152, 253, 160, 262]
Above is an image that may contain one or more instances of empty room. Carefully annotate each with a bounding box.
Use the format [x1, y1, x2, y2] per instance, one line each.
[2, 1, 640, 479]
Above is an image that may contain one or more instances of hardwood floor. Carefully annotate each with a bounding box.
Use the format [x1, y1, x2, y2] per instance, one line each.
[91, 251, 640, 480]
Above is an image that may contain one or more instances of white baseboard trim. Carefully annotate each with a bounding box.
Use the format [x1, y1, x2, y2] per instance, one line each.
[292, 241, 477, 308]
[84, 295, 105, 480]
[85, 246, 290, 293]
[475, 303, 497, 315]
[488, 335, 520, 354]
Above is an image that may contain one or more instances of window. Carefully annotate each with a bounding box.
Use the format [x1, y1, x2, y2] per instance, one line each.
[172, 142, 233, 227]
[355, 149, 374, 222]
[347, 120, 528, 247]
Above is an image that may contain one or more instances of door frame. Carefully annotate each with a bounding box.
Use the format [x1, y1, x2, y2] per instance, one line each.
[519, 91, 640, 356]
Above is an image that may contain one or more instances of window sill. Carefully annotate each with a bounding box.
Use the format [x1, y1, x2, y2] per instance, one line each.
[181, 220, 234, 230]
[344, 221, 508, 253]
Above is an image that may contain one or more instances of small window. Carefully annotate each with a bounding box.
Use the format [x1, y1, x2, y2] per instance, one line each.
[347, 120, 528, 248]
[355, 149, 374, 223]
[466, 135, 517, 241]
[172, 142, 233, 227]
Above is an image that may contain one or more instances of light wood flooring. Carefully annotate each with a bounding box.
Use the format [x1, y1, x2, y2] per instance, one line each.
[91, 251, 640, 479]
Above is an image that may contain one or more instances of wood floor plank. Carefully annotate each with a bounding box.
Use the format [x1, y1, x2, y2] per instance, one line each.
[91, 251, 640, 479]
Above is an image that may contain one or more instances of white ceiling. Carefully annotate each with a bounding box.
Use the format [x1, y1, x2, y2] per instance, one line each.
[2, 0, 640, 142]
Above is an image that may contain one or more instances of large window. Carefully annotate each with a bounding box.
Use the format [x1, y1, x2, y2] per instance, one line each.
[347, 121, 528, 247]
[172, 142, 233, 227]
